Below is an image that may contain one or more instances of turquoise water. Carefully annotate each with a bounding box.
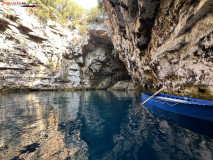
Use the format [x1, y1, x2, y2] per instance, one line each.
[0, 91, 213, 160]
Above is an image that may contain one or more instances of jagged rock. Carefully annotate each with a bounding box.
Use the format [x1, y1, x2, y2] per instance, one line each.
[111, 80, 139, 90]
[111, 81, 129, 90]
[81, 29, 130, 89]
[104, 0, 213, 99]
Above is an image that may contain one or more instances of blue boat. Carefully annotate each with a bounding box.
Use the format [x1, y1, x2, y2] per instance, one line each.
[142, 93, 213, 122]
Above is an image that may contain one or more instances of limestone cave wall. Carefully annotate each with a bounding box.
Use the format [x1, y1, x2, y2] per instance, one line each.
[0, 6, 129, 91]
[103, 0, 213, 99]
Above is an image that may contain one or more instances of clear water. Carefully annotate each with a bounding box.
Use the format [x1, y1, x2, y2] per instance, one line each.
[0, 91, 213, 160]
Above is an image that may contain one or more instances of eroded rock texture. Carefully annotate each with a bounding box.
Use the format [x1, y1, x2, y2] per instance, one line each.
[104, 0, 213, 99]
[0, 6, 129, 90]
[70, 25, 130, 89]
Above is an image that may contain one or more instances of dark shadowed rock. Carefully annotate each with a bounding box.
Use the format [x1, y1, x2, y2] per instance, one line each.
[104, 0, 213, 99]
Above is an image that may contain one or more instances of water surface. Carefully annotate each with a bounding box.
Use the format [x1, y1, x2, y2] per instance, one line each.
[0, 91, 212, 160]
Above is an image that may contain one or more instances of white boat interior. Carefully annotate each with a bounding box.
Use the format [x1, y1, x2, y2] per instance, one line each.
[156, 96, 189, 103]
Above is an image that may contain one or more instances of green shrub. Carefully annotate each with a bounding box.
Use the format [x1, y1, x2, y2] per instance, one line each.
[86, 6, 107, 23]
[28, 0, 107, 30]
[79, 24, 86, 35]
[112, 49, 118, 57]
[33, 0, 84, 26]
[46, 61, 54, 68]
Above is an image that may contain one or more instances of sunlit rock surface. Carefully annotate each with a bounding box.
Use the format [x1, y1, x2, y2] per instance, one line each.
[104, 0, 213, 99]
[0, 6, 129, 90]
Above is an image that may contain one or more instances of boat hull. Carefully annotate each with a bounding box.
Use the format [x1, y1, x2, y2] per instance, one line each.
[142, 93, 213, 122]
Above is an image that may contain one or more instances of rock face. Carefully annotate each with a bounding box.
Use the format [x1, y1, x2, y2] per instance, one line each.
[72, 24, 130, 89]
[104, 0, 213, 99]
[0, 6, 129, 90]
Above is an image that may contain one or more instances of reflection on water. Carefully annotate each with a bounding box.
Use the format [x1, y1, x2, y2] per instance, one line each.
[143, 103, 213, 138]
[0, 91, 212, 160]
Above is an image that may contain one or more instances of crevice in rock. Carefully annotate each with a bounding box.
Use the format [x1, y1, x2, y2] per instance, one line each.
[27, 34, 47, 43]
[0, 19, 9, 32]
[129, 0, 139, 18]
[17, 24, 47, 43]
[120, 2, 128, 10]
[18, 24, 33, 34]
[198, 88, 206, 93]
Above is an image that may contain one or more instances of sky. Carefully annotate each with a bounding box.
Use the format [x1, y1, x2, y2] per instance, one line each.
[71, 0, 98, 9]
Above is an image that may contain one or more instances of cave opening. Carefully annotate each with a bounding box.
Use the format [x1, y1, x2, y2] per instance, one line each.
[198, 88, 206, 93]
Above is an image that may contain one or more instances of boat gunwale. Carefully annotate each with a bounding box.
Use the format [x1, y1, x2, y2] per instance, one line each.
[142, 93, 213, 106]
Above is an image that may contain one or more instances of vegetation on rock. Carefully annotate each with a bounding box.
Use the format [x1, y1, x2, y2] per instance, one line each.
[87, 0, 107, 23]
[33, 0, 84, 26]
[32, 0, 106, 29]
[24, 0, 107, 37]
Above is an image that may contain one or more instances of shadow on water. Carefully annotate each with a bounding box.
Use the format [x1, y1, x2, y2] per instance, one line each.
[0, 90, 212, 160]
[143, 103, 213, 138]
